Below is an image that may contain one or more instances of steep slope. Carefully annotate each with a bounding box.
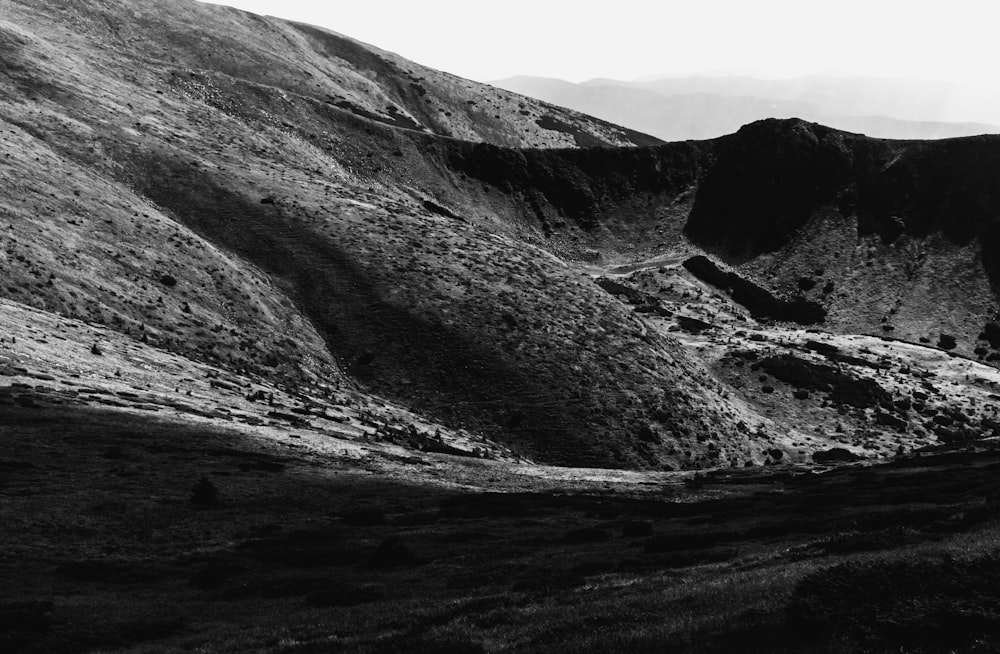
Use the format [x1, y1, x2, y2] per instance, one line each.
[8, 0, 1000, 470]
[4, 0, 657, 149]
[432, 111, 1000, 365]
[0, 0, 754, 469]
[425, 116, 1000, 456]
[0, 113, 336, 385]
[684, 119, 1000, 360]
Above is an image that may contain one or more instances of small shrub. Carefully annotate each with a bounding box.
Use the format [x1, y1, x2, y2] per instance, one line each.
[101, 446, 126, 459]
[938, 334, 958, 350]
[637, 424, 658, 442]
[190, 475, 219, 507]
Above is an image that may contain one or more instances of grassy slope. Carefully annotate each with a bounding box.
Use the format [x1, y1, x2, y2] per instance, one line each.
[14, 0, 656, 150]
[5, 0, 1000, 473]
[4, 399, 1000, 653]
[0, 0, 759, 469]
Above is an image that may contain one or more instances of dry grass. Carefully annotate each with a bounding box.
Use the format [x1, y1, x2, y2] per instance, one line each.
[4, 400, 1000, 653]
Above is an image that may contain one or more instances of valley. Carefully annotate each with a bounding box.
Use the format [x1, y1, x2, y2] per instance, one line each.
[4, 0, 1000, 651]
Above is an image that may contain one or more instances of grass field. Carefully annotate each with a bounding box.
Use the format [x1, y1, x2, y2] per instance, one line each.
[4, 400, 1000, 653]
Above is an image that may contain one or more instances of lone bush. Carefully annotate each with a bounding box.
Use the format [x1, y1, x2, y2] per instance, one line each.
[190, 475, 219, 507]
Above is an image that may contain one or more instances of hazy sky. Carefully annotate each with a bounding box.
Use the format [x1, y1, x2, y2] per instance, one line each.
[198, 0, 1000, 89]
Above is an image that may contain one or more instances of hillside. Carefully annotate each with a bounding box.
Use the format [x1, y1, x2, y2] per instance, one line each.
[9, 2, 1000, 652]
[684, 119, 1000, 358]
[4, 0, 1000, 476]
[0, 0, 741, 470]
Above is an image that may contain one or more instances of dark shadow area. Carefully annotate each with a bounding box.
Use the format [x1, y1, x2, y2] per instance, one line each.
[685, 119, 884, 260]
[444, 138, 710, 230]
[683, 255, 826, 324]
[5, 403, 1000, 652]
[126, 149, 608, 465]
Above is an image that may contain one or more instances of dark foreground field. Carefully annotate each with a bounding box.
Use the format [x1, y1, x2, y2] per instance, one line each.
[4, 402, 1000, 653]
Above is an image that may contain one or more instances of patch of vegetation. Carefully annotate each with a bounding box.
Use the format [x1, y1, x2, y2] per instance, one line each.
[789, 554, 1000, 652]
[758, 354, 892, 409]
[7, 405, 1000, 652]
[190, 475, 220, 507]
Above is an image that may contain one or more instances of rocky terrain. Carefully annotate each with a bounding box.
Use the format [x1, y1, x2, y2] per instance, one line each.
[6, 1, 1000, 651]
[0, 0, 747, 471]
[5, 0, 1000, 470]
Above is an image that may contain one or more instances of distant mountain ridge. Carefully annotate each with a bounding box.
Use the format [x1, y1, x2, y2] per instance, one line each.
[493, 74, 1000, 141]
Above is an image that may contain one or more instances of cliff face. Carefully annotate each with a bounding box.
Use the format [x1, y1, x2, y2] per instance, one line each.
[684, 119, 890, 260]
[680, 120, 1000, 356]
[682, 119, 1000, 276]
[855, 137, 1000, 253]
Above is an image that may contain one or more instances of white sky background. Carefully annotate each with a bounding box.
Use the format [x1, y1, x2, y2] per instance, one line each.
[198, 0, 1000, 122]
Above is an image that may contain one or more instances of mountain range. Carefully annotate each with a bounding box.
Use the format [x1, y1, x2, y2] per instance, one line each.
[494, 74, 1000, 141]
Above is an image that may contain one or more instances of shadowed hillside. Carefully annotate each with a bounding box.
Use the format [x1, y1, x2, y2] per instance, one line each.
[682, 119, 1000, 358]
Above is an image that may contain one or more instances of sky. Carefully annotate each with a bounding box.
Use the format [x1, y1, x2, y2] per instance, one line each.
[197, 0, 1000, 87]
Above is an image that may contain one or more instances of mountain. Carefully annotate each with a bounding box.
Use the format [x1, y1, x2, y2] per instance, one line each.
[494, 75, 1000, 141]
[5, 0, 1000, 477]
[685, 118, 1000, 350]
[622, 75, 1000, 126]
[0, 0, 740, 471]
[9, 2, 1000, 652]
